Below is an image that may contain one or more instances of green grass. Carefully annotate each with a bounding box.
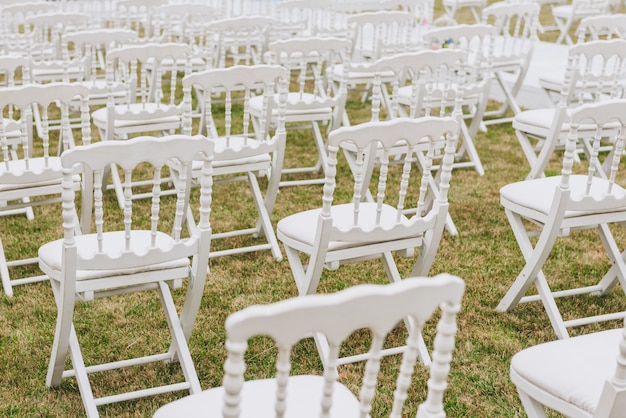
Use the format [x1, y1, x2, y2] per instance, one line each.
[3, 6, 626, 418]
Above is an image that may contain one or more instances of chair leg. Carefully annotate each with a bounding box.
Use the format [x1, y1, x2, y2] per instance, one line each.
[517, 388, 549, 418]
[458, 122, 485, 176]
[248, 173, 282, 261]
[555, 16, 573, 45]
[47, 277, 77, 387]
[595, 223, 626, 296]
[0, 237, 13, 297]
[158, 281, 201, 394]
[67, 325, 99, 418]
[497, 208, 570, 339]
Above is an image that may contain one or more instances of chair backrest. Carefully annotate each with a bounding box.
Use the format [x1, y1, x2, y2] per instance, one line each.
[576, 14, 626, 42]
[0, 83, 91, 186]
[221, 274, 465, 418]
[111, 0, 167, 40]
[182, 64, 288, 160]
[59, 134, 213, 271]
[0, 55, 30, 86]
[202, 16, 275, 68]
[23, 12, 91, 60]
[346, 10, 418, 63]
[557, 39, 626, 107]
[558, 99, 626, 209]
[62, 28, 139, 86]
[323, 117, 458, 243]
[570, 0, 611, 15]
[481, 2, 539, 69]
[103, 42, 193, 138]
[423, 24, 495, 82]
[264, 36, 352, 129]
[370, 49, 468, 123]
[153, 3, 219, 43]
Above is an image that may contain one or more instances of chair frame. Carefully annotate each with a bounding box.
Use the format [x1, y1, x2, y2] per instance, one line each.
[498, 99, 626, 339]
[278, 117, 459, 366]
[40, 134, 213, 417]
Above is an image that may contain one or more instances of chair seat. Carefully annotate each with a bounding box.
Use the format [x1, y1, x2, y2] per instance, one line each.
[278, 202, 416, 251]
[332, 63, 395, 82]
[514, 107, 621, 139]
[38, 230, 190, 281]
[92, 104, 182, 129]
[510, 328, 623, 414]
[180, 136, 272, 172]
[153, 375, 361, 418]
[500, 175, 626, 219]
[249, 93, 333, 117]
[538, 70, 563, 94]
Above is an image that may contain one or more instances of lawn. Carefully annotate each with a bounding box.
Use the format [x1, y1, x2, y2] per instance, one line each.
[2, 4, 626, 418]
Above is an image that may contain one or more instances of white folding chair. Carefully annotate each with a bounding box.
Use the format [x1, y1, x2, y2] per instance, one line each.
[22, 11, 90, 61]
[110, 0, 167, 42]
[514, 39, 626, 180]
[336, 10, 419, 126]
[261, 36, 351, 187]
[422, 24, 496, 176]
[511, 318, 626, 417]
[202, 16, 275, 69]
[498, 99, 626, 339]
[539, 14, 626, 105]
[38, 134, 213, 417]
[153, 274, 465, 418]
[91, 42, 193, 207]
[0, 82, 91, 297]
[62, 28, 139, 107]
[277, 117, 459, 366]
[481, 1, 540, 126]
[551, 0, 612, 45]
[360, 48, 473, 237]
[178, 64, 288, 260]
[0, 2, 58, 56]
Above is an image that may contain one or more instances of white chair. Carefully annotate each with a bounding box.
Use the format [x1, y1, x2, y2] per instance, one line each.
[498, 99, 626, 340]
[0, 2, 58, 55]
[110, 0, 167, 42]
[277, 117, 459, 366]
[22, 11, 91, 61]
[336, 10, 419, 126]
[0, 82, 91, 297]
[62, 28, 140, 107]
[179, 64, 288, 260]
[261, 36, 351, 187]
[422, 24, 496, 176]
[91, 42, 193, 208]
[481, 1, 540, 126]
[514, 39, 626, 180]
[511, 318, 626, 417]
[551, 0, 612, 45]
[364, 48, 472, 237]
[38, 134, 213, 417]
[575, 13, 626, 42]
[202, 16, 275, 69]
[153, 274, 465, 418]
[152, 3, 219, 43]
[539, 14, 626, 105]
